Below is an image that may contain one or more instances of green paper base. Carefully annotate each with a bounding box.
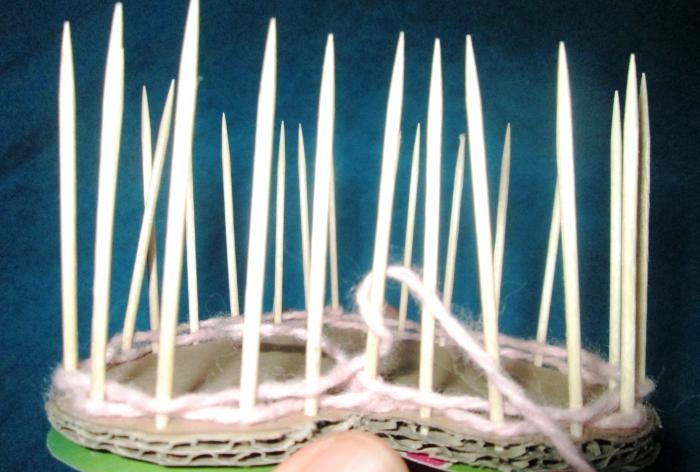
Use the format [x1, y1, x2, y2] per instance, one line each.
[47, 428, 492, 472]
[449, 466, 494, 472]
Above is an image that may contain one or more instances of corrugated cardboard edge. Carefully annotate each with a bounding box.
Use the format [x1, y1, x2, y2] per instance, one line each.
[46, 394, 659, 471]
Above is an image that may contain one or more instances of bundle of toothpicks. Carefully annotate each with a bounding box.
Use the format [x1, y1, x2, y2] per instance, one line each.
[47, 1, 658, 471]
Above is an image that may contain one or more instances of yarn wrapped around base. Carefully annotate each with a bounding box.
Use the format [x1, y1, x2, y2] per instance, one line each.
[46, 316, 659, 471]
[46, 267, 660, 471]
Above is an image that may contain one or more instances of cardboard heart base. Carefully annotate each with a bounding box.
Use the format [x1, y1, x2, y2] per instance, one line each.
[46, 320, 660, 470]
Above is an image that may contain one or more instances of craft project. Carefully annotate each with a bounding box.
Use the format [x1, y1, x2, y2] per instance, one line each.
[47, 1, 658, 471]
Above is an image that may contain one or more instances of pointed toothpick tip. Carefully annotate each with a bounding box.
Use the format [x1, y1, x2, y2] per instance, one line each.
[624, 56, 638, 96]
[465, 36, 478, 78]
[109, 3, 124, 47]
[624, 56, 638, 105]
[558, 42, 568, 63]
[320, 34, 335, 85]
[60, 22, 74, 71]
[183, 0, 200, 41]
[62, 21, 72, 41]
[264, 18, 277, 56]
[60, 22, 74, 73]
[429, 39, 442, 90]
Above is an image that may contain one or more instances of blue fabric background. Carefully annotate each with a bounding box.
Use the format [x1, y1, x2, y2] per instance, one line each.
[1, 0, 698, 470]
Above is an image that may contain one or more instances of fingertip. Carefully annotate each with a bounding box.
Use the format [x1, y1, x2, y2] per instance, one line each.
[276, 431, 408, 472]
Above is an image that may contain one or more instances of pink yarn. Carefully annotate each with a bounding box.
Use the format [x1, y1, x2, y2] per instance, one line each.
[372, 267, 594, 469]
[51, 266, 656, 472]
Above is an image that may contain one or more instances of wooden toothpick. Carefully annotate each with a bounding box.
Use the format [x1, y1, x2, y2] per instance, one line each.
[465, 35, 503, 423]
[555, 43, 583, 437]
[90, 3, 124, 401]
[297, 125, 310, 307]
[185, 162, 200, 333]
[620, 55, 639, 414]
[493, 124, 511, 309]
[608, 91, 622, 381]
[328, 161, 340, 310]
[443, 134, 466, 309]
[121, 81, 175, 351]
[398, 124, 421, 332]
[239, 18, 277, 413]
[155, 0, 199, 429]
[305, 34, 335, 416]
[636, 73, 650, 390]
[140, 87, 161, 337]
[365, 32, 405, 380]
[59, 21, 78, 372]
[420, 39, 442, 421]
[533, 183, 560, 368]
[221, 113, 240, 316]
[274, 121, 286, 323]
